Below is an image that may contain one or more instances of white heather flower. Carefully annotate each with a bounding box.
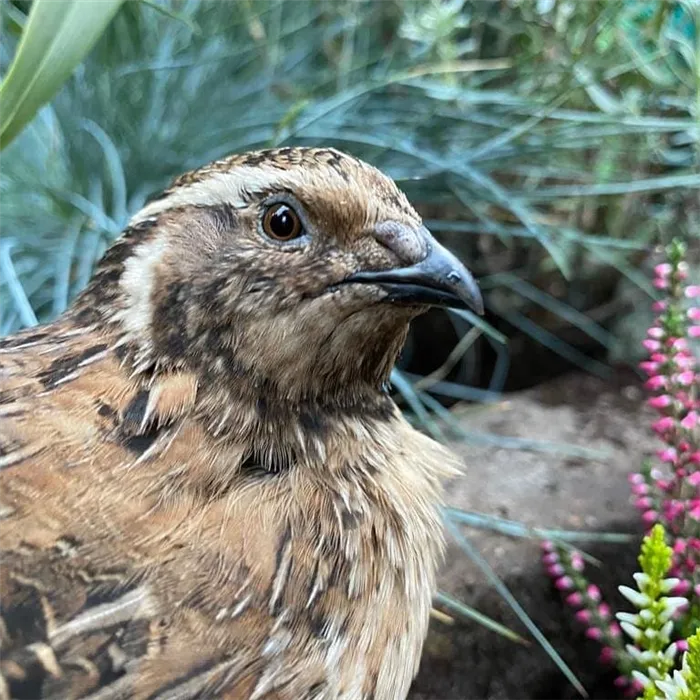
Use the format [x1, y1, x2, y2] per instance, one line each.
[660, 620, 674, 640]
[632, 670, 652, 688]
[620, 621, 643, 642]
[663, 643, 678, 662]
[659, 597, 689, 622]
[661, 578, 682, 593]
[644, 627, 657, 641]
[634, 572, 652, 588]
[648, 665, 664, 681]
[640, 608, 654, 622]
[616, 611, 640, 625]
[619, 585, 651, 608]
[655, 668, 690, 700]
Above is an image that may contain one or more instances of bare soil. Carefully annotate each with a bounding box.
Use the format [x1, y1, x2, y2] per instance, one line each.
[409, 371, 657, 700]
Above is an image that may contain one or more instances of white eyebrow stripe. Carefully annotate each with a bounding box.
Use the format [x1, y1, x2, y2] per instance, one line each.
[129, 167, 300, 225]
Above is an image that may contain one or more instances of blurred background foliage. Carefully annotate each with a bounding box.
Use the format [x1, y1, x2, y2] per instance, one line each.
[1, 0, 698, 398]
[1, 0, 698, 683]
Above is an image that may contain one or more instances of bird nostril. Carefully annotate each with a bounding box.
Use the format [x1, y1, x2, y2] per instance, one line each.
[373, 221, 427, 266]
[446, 271, 461, 284]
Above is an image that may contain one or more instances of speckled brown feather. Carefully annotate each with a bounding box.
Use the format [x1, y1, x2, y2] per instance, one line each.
[0, 148, 460, 700]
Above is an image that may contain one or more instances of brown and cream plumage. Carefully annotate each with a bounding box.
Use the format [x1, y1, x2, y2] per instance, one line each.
[0, 147, 482, 700]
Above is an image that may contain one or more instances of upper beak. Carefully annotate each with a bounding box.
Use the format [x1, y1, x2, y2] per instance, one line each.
[343, 228, 484, 314]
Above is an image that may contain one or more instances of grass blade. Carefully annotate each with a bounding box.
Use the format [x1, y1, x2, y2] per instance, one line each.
[444, 508, 632, 544]
[0, 0, 125, 149]
[0, 241, 38, 327]
[434, 591, 529, 645]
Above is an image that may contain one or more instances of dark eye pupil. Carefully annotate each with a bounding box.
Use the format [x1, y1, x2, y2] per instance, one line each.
[270, 206, 295, 238]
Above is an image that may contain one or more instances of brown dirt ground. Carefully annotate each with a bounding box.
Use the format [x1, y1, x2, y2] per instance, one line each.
[409, 371, 657, 700]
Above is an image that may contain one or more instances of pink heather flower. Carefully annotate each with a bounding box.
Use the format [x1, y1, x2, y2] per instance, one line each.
[654, 263, 673, 278]
[653, 277, 668, 289]
[639, 361, 661, 375]
[676, 370, 696, 386]
[671, 338, 689, 352]
[652, 416, 675, 435]
[689, 308, 700, 321]
[575, 609, 591, 624]
[540, 540, 554, 553]
[685, 285, 700, 298]
[634, 497, 652, 511]
[674, 539, 687, 554]
[676, 467, 687, 478]
[677, 391, 691, 405]
[628, 472, 645, 485]
[599, 647, 615, 665]
[645, 375, 667, 391]
[570, 553, 584, 572]
[664, 500, 685, 521]
[565, 592, 583, 607]
[679, 440, 691, 452]
[688, 326, 700, 338]
[609, 622, 621, 637]
[555, 576, 574, 591]
[688, 538, 700, 551]
[647, 326, 665, 339]
[657, 447, 678, 463]
[642, 509, 659, 525]
[547, 564, 564, 577]
[687, 471, 700, 486]
[630, 679, 645, 695]
[598, 603, 611, 618]
[677, 640, 689, 653]
[584, 627, 602, 641]
[695, 584, 700, 597]
[688, 500, 700, 520]
[643, 338, 662, 352]
[613, 676, 629, 689]
[651, 352, 667, 363]
[652, 300, 667, 312]
[542, 552, 559, 565]
[648, 395, 672, 409]
[676, 355, 696, 370]
[678, 263, 689, 280]
[687, 452, 700, 464]
[587, 584, 601, 602]
[656, 478, 672, 491]
[630, 482, 648, 496]
[681, 411, 698, 429]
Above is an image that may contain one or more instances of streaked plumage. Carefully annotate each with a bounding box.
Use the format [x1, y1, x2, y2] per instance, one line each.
[0, 147, 481, 700]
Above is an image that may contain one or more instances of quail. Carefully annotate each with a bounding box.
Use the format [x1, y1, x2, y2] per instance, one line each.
[0, 147, 482, 700]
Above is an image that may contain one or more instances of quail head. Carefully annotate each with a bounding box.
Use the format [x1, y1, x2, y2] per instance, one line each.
[0, 147, 482, 700]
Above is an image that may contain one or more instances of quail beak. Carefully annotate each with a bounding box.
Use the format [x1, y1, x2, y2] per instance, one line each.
[344, 233, 484, 315]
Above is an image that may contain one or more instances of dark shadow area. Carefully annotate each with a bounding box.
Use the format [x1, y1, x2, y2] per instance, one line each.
[411, 530, 639, 700]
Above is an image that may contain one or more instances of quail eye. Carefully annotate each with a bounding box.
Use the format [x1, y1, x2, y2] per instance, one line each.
[262, 203, 303, 241]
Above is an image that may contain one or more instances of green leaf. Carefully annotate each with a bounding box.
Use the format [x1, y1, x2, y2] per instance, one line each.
[687, 630, 700, 699]
[0, 0, 126, 149]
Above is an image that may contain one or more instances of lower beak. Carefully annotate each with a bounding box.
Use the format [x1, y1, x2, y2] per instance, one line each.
[343, 238, 484, 314]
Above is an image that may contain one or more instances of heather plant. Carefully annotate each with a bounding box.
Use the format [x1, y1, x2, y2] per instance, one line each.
[544, 239, 700, 696]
